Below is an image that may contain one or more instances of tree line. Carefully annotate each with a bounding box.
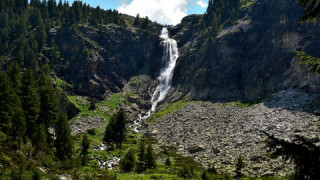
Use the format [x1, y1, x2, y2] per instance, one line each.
[0, 62, 73, 160]
[0, 0, 131, 73]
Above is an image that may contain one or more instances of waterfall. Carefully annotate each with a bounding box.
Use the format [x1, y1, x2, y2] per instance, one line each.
[150, 28, 179, 112]
[133, 27, 179, 132]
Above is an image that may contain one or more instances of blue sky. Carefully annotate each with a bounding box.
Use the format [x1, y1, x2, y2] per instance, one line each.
[63, 0, 208, 25]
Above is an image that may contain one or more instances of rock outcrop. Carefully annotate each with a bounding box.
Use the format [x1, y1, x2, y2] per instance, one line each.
[170, 0, 320, 102]
[51, 24, 163, 99]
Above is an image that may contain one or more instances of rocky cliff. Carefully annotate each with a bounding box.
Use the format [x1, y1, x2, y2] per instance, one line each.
[51, 23, 163, 99]
[169, 0, 320, 102]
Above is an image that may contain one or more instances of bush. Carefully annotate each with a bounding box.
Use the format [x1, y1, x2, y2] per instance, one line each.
[179, 165, 194, 179]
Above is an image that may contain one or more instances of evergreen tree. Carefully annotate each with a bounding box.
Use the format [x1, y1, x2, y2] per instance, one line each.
[103, 109, 127, 148]
[89, 98, 96, 110]
[145, 143, 156, 169]
[6, 62, 25, 142]
[0, 73, 25, 141]
[114, 108, 127, 148]
[38, 73, 58, 143]
[35, 124, 47, 150]
[137, 138, 146, 173]
[35, 10, 47, 52]
[21, 69, 40, 143]
[81, 134, 90, 166]
[265, 132, 320, 179]
[165, 158, 171, 167]
[103, 123, 114, 146]
[10, 94, 25, 142]
[55, 113, 73, 161]
[298, 0, 320, 21]
[120, 148, 135, 172]
[6, 61, 22, 94]
[235, 156, 245, 178]
[133, 13, 140, 27]
[201, 171, 209, 180]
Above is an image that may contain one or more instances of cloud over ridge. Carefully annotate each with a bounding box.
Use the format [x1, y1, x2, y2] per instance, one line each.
[196, 0, 208, 8]
[118, 0, 188, 25]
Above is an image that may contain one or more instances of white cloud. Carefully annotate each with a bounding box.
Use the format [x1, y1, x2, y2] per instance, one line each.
[196, 0, 207, 8]
[118, 0, 188, 25]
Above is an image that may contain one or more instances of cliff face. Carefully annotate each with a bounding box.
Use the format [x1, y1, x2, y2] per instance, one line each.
[51, 24, 163, 99]
[170, 0, 320, 102]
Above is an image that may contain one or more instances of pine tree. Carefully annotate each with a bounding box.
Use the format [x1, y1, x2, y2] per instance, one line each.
[21, 69, 40, 143]
[38, 74, 58, 144]
[165, 158, 171, 167]
[10, 94, 25, 142]
[103, 123, 114, 146]
[265, 132, 320, 179]
[120, 148, 135, 172]
[103, 109, 127, 148]
[298, 0, 320, 21]
[89, 98, 96, 110]
[35, 10, 47, 52]
[0, 72, 25, 141]
[145, 143, 156, 169]
[137, 138, 146, 173]
[114, 108, 127, 148]
[35, 124, 47, 150]
[5, 65, 26, 141]
[55, 113, 73, 161]
[235, 156, 245, 178]
[201, 171, 209, 180]
[81, 134, 90, 166]
[6, 61, 22, 94]
[133, 14, 140, 27]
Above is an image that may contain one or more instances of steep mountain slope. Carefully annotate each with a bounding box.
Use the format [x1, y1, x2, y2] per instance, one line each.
[52, 24, 162, 99]
[169, 0, 320, 102]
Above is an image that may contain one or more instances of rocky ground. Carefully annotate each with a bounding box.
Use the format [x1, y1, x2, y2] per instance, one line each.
[143, 88, 320, 177]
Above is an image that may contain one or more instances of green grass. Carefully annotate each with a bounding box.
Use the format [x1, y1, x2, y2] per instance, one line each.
[147, 100, 191, 123]
[67, 93, 132, 122]
[240, 0, 256, 9]
[220, 101, 252, 108]
[97, 93, 130, 113]
[55, 75, 72, 88]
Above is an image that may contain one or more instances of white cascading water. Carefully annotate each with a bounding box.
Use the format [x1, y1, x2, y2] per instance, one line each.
[133, 27, 179, 132]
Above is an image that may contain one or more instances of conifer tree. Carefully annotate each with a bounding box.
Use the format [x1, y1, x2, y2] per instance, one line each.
[0, 72, 25, 141]
[81, 134, 90, 166]
[114, 108, 127, 148]
[6, 61, 22, 94]
[103, 109, 127, 148]
[55, 113, 73, 161]
[21, 69, 40, 143]
[137, 138, 146, 173]
[120, 148, 135, 172]
[145, 143, 156, 169]
[103, 123, 114, 146]
[0, 73, 14, 136]
[235, 156, 245, 178]
[10, 94, 25, 142]
[38, 74, 58, 144]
